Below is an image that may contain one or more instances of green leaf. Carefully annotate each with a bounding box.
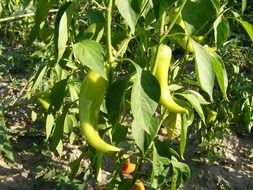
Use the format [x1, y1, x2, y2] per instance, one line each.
[94, 151, 103, 182]
[131, 0, 151, 16]
[210, 52, 228, 100]
[180, 114, 188, 158]
[192, 40, 215, 101]
[181, 93, 205, 124]
[55, 2, 76, 63]
[0, 3, 2, 15]
[154, 139, 180, 158]
[56, 139, 63, 157]
[152, 0, 177, 19]
[52, 114, 65, 152]
[50, 78, 68, 113]
[69, 132, 76, 144]
[242, 100, 252, 132]
[86, 9, 105, 42]
[2, 143, 15, 165]
[64, 114, 76, 134]
[214, 16, 230, 48]
[131, 68, 160, 133]
[31, 111, 37, 122]
[73, 40, 107, 79]
[171, 157, 191, 189]
[112, 124, 128, 146]
[211, 0, 220, 13]
[242, 0, 247, 14]
[28, 0, 56, 44]
[87, 9, 105, 23]
[45, 114, 54, 141]
[68, 82, 80, 102]
[0, 110, 15, 166]
[69, 152, 85, 179]
[115, 0, 138, 34]
[183, 90, 209, 105]
[132, 117, 159, 154]
[171, 165, 178, 190]
[30, 64, 47, 93]
[235, 19, 253, 43]
[151, 144, 171, 188]
[182, 0, 216, 35]
[106, 79, 128, 125]
[131, 65, 160, 154]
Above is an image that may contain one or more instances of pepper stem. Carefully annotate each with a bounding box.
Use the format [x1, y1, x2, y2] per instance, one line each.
[106, 0, 114, 65]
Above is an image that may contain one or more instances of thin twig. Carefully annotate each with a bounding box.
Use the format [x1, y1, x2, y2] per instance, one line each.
[0, 9, 58, 23]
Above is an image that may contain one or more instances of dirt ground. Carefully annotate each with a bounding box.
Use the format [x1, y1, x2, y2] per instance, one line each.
[0, 76, 253, 190]
[184, 135, 253, 190]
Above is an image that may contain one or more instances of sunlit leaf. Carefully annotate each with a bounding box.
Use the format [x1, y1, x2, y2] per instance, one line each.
[151, 144, 171, 188]
[210, 52, 228, 100]
[132, 117, 159, 154]
[211, 0, 220, 13]
[180, 114, 188, 158]
[181, 93, 205, 124]
[131, 68, 160, 133]
[73, 39, 107, 79]
[192, 40, 215, 101]
[46, 114, 55, 140]
[214, 16, 230, 48]
[115, 0, 138, 34]
[30, 64, 47, 93]
[235, 19, 253, 43]
[171, 157, 191, 189]
[183, 90, 210, 105]
[28, 0, 56, 43]
[55, 2, 76, 62]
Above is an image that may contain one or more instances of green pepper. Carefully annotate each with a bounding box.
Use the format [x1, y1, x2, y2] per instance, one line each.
[36, 92, 51, 112]
[153, 45, 187, 113]
[79, 70, 120, 152]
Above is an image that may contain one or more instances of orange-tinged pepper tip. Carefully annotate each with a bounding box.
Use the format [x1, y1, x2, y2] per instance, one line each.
[121, 159, 136, 174]
[130, 180, 145, 190]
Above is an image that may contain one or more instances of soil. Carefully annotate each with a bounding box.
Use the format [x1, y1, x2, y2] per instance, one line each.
[0, 75, 253, 190]
[184, 135, 253, 190]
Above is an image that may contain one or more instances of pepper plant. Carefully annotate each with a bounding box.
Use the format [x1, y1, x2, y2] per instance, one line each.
[25, 0, 253, 189]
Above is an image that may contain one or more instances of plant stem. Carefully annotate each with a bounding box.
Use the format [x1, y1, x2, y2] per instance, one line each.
[0, 9, 58, 23]
[159, 12, 166, 36]
[106, 0, 114, 64]
[164, 0, 187, 37]
[130, 156, 145, 187]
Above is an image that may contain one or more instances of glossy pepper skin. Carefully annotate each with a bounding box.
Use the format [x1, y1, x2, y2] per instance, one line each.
[130, 180, 145, 190]
[79, 70, 120, 152]
[121, 159, 136, 174]
[153, 45, 187, 113]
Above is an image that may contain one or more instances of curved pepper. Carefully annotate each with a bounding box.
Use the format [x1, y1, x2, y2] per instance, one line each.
[171, 11, 194, 53]
[153, 45, 187, 113]
[79, 70, 120, 152]
[36, 92, 51, 112]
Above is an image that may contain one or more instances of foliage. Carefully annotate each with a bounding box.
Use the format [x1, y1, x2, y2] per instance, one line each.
[0, 109, 15, 165]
